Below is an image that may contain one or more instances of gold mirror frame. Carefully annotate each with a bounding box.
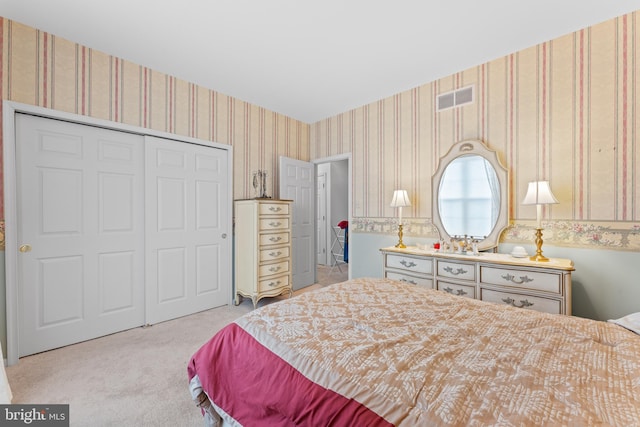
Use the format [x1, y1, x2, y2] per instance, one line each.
[431, 140, 509, 251]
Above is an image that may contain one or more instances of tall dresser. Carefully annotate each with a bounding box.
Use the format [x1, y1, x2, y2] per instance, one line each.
[234, 199, 293, 308]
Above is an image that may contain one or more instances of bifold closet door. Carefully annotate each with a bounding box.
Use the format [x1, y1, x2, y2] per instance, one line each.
[144, 136, 229, 324]
[15, 114, 230, 358]
[16, 114, 145, 357]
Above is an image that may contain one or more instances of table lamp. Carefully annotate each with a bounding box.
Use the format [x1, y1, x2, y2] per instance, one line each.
[390, 190, 411, 248]
[522, 181, 558, 261]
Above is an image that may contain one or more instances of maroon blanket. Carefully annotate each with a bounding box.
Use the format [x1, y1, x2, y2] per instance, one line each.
[188, 322, 390, 426]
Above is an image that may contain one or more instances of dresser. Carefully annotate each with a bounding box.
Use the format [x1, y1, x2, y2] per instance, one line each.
[381, 246, 574, 315]
[235, 199, 293, 308]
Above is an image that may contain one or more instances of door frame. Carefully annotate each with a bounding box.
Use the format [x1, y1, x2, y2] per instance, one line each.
[2, 101, 233, 365]
[316, 171, 328, 265]
[312, 153, 352, 279]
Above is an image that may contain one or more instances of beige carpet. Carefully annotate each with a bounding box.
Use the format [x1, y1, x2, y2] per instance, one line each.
[5, 265, 348, 427]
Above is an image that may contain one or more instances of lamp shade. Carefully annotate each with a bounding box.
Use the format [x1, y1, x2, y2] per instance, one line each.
[522, 181, 558, 205]
[390, 190, 411, 207]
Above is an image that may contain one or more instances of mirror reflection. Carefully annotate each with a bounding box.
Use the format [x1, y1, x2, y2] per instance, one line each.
[431, 140, 508, 251]
[438, 155, 500, 238]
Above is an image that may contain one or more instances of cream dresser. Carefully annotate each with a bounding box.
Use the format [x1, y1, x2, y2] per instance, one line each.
[235, 199, 293, 308]
[381, 246, 574, 315]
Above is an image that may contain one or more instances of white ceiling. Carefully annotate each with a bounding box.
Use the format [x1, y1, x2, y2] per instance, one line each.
[1, 1, 639, 123]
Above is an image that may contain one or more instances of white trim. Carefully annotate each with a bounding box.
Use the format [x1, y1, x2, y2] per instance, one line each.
[312, 153, 352, 280]
[3, 102, 231, 151]
[3, 103, 18, 366]
[2, 101, 233, 365]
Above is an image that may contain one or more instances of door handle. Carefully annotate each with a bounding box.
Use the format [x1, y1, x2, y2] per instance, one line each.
[221, 234, 227, 239]
[19, 244, 32, 253]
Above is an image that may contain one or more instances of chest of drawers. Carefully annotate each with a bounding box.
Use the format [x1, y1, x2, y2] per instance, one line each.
[234, 199, 293, 308]
[381, 247, 574, 315]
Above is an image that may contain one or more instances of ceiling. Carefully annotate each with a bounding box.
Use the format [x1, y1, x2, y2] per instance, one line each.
[1, 1, 639, 123]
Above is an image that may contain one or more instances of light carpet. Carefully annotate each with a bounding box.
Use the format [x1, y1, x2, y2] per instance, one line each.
[5, 265, 347, 426]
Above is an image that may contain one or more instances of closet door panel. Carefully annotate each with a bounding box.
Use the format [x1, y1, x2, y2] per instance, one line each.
[145, 136, 230, 324]
[16, 114, 145, 357]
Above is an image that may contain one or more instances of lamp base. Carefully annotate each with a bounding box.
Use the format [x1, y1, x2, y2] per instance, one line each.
[395, 224, 406, 248]
[529, 253, 549, 262]
[529, 228, 549, 262]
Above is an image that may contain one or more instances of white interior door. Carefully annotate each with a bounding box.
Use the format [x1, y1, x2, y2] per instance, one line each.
[16, 114, 145, 356]
[316, 173, 327, 265]
[145, 136, 229, 324]
[279, 156, 315, 289]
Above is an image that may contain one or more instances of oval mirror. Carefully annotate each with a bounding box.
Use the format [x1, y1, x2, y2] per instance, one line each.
[432, 140, 508, 251]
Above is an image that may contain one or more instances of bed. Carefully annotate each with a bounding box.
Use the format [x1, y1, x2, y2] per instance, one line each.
[187, 277, 640, 426]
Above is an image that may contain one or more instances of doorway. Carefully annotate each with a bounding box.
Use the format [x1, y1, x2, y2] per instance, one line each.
[314, 155, 350, 285]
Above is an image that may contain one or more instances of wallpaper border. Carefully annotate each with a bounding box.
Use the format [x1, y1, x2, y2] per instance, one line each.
[351, 217, 640, 252]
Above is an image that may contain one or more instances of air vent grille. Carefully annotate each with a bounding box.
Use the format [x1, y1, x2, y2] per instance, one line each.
[437, 85, 474, 112]
[437, 93, 455, 110]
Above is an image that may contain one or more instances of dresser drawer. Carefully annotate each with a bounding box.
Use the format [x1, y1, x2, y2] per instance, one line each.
[259, 260, 290, 277]
[437, 281, 475, 299]
[480, 266, 561, 294]
[259, 217, 290, 231]
[386, 254, 433, 274]
[386, 271, 433, 288]
[259, 203, 290, 216]
[258, 274, 290, 293]
[480, 288, 561, 315]
[260, 246, 290, 262]
[436, 260, 475, 282]
[260, 232, 290, 246]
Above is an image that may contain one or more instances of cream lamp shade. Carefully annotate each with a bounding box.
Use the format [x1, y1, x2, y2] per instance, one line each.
[390, 190, 411, 208]
[522, 181, 558, 229]
[522, 181, 558, 205]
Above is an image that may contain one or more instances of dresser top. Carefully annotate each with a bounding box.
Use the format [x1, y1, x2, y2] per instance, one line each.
[380, 246, 575, 271]
[235, 198, 293, 202]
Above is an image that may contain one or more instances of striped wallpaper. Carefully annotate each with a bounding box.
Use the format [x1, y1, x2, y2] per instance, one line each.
[1, 13, 639, 252]
[0, 17, 310, 221]
[311, 11, 640, 251]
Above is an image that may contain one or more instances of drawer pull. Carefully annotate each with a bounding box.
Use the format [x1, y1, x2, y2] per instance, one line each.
[443, 287, 467, 296]
[399, 260, 417, 268]
[269, 221, 282, 227]
[502, 297, 534, 308]
[269, 236, 282, 242]
[269, 251, 282, 257]
[444, 266, 468, 276]
[400, 278, 417, 285]
[501, 273, 534, 285]
[268, 206, 282, 212]
[269, 266, 282, 273]
[268, 280, 281, 287]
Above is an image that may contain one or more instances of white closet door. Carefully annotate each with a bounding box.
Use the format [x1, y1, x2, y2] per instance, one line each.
[145, 136, 230, 324]
[16, 114, 145, 356]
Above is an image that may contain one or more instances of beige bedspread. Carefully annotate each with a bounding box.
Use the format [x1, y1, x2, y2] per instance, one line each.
[237, 277, 640, 426]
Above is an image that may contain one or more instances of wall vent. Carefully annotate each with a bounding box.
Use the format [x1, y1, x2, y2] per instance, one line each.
[436, 85, 474, 112]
